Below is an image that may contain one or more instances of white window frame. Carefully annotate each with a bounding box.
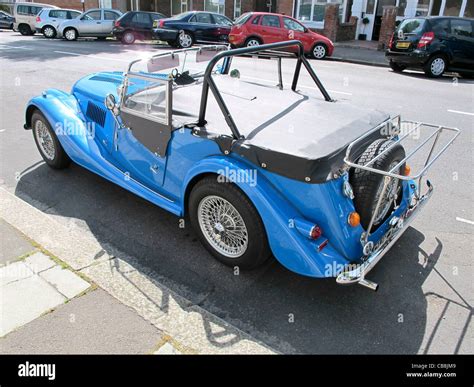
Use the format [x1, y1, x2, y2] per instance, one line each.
[295, 0, 346, 29]
[204, 0, 226, 15]
[234, 0, 241, 19]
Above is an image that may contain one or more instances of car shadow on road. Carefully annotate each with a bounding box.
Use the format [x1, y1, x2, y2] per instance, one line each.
[15, 162, 444, 354]
[389, 69, 474, 83]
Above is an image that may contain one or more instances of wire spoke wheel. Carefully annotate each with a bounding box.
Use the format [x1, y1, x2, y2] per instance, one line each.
[372, 161, 401, 225]
[197, 195, 248, 258]
[34, 119, 56, 160]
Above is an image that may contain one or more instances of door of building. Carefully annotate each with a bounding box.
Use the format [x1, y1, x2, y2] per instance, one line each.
[372, 0, 396, 40]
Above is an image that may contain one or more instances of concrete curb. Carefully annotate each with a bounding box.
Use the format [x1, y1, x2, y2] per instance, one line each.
[328, 57, 389, 68]
[0, 187, 276, 354]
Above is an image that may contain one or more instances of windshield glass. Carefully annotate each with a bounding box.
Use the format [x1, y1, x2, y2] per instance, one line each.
[234, 13, 251, 25]
[169, 11, 192, 20]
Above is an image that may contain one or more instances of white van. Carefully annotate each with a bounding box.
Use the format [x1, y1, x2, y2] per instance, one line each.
[13, 2, 58, 35]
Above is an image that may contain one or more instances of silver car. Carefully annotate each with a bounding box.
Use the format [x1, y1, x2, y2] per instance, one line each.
[35, 8, 82, 38]
[58, 8, 122, 41]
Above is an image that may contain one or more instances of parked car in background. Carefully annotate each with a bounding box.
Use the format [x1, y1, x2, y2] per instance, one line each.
[386, 16, 474, 78]
[153, 11, 232, 48]
[35, 8, 81, 38]
[0, 10, 14, 29]
[113, 11, 165, 44]
[58, 8, 122, 41]
[13, 2, 58, 35]
[229, 12, 334, 59]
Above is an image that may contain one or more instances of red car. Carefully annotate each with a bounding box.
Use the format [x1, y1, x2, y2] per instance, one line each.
[229, 12, 334, 59]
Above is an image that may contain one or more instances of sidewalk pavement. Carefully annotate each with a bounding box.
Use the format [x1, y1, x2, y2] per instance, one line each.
[331, 40, 389, 67]
[0, 188, 275, 354]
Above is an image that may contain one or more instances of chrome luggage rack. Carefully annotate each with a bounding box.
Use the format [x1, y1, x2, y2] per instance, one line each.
[338, 115, 460, 290]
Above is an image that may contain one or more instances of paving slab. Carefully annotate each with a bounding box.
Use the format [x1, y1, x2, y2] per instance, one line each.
[0, 219, 35, 265]
[24, 252, 56, 274]
[0, 260, 34, 287]
[40, 265, 91, 299]
[0, 275, 66, 337]
[0, 289, 163, 354]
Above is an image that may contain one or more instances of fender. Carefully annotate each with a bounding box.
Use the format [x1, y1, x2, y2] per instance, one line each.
[25, 89, 181, 215]
[181, 156, 350, 278]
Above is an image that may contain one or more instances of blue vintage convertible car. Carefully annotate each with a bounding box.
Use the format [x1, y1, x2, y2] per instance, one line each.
[24, 41, 459, 290]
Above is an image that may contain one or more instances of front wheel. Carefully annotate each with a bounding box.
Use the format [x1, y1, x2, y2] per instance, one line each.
[245, 37, 261, 47]
[31, 111, 71, 169]
[18, 24, 32, 36]
[189, 176, 271, 269]
[312, 43, 327, 59]
[424, 55, 447, 78]
[389, 60, 406, 73]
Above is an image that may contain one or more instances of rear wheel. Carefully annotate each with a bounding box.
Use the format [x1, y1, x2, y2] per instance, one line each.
[31, 111, 71, 169]
[350, 139, 405, 230]
[424, 54, 447, 78]
[42, 25, 56, 38]
[121, 30, 135, 44]
[189, 176, 271, 269]
[389, 60, 406, 73]
[64, 28, 78, 41]
[177, 31, 193, 48]
[18, 24, 32, 35]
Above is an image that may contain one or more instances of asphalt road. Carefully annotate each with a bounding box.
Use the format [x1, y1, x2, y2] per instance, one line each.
[1, 31, 472, 354]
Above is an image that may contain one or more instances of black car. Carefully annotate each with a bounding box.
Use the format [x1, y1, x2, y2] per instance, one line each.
[113, 11, 166, 44]
[386, 16, 474, 78]
[153, 11, 233, 48]
[0, 11, 14, 29]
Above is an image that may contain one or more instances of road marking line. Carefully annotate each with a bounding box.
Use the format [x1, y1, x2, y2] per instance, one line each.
[54, 50, 81, 56]
[456, 217, 474, 225]
[447, 109, 474, 116]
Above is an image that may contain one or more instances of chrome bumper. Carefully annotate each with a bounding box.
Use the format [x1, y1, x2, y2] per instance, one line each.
[336, 180, 434, 290]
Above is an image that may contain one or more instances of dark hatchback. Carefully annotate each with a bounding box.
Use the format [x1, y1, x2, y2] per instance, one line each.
[386, 16, 474, 78]
[152, 11, 233, 48]
[113, 11, 166, 44]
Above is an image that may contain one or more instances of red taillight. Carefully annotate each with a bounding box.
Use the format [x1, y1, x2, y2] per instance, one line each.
[114, 20, 120, 27]
[36, 16, 41, 22]
[389, 33, 394, 49]
[309, 225, 322, 240]
[159, 19, 165, 28]
[417, 31, 434, 48]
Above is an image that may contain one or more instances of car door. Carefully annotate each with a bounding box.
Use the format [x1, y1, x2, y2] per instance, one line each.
[102, 10, 120, 35]
[78, 10, 102, 36]
[211, 13, 232, 41]
[115, 74, 172, 188]
[132, 12, 152, 39]
[259, 14, 285, 44]
[448, 19, 474, 69]
[190, 12, 214, 41]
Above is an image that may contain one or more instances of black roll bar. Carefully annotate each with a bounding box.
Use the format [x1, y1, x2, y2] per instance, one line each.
[197, 40, 334, 139]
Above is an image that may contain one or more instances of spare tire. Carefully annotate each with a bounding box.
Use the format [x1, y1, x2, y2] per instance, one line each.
[350, 139, 405, 230]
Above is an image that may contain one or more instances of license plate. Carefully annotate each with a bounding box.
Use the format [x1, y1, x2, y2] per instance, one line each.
[153, 20, 158, 28]
[396, 42, 410, 49]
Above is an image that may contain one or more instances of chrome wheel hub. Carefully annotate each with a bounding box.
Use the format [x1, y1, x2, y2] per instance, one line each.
[246, 39, 260, 47]
[198, 195, 248, 258]
[431, 58, 445, 76]
[44, 27, 54, 37]
[65, 29, 76, 40]
[124, 32, 134, 43]
[34, 120, 55, 161]
[313, 45, 326, 59]
[179, 33, 192, 48]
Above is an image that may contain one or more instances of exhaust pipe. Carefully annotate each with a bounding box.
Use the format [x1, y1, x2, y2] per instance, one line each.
[358, 278, 379, 291]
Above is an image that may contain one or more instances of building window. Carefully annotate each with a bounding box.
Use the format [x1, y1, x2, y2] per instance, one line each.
[397, 0, 407, 16]
[464, 0, 474, 17]
[204, 0, 225, 15]
[234, 0, 241, 18]
[415, 0, 430, 16]
[430, 0, 442, 15]
[366, 0, 376, 14]
[171, 0, 188, 15]
[444, 0, 463, 16]
[296, 0, 343, 26]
